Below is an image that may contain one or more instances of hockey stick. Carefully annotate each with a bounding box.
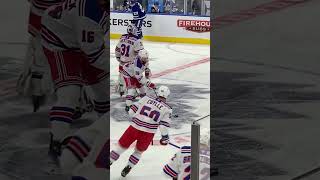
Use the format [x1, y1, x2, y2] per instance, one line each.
[193, 114, 210, 123]
[151, 139, 181, 149]
[291, 166, 320, 180]
[169, 142, 181, 149]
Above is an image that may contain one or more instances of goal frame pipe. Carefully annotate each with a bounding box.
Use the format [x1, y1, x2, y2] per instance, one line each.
[191, 122, 200, 180]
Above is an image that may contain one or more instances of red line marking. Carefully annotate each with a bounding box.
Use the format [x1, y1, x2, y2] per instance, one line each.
[151, 57, 210, 78]
[214, 0, 312, 29]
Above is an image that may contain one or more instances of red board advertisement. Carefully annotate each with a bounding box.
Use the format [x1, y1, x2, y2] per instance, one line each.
[177, 19, 212, 33]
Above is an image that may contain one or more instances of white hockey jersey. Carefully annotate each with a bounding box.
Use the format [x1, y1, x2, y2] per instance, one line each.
[28, 0, 64, 36]
[128, 95, 172, 134]
[163, 146, 210, 180]
[121, 56, 149, 84]
[30, 0, 63, 16]
[115, 34, 144, 64]
[41, 0, 109, 67]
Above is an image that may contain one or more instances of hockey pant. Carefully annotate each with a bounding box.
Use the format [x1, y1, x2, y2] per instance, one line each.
[110, 126, 154, 168]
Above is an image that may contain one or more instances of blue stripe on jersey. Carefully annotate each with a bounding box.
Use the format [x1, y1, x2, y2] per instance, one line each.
[83, 0, 104, 24]
[72, 176, 87, 180]
[136, 57, 143, 68]
[181, 146, 191, 149]
[121, 34, 140, 41]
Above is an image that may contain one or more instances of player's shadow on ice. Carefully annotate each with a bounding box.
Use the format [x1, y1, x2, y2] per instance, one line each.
[110, 83, 209, 129]
[212, 71, 320, 180]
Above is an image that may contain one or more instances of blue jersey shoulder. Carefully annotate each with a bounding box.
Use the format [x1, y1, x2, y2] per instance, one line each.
[131, 2, 146, 19]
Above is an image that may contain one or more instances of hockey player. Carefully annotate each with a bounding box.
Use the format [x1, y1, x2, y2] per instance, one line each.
[40, 0, 110, 158]
[17, 0, 64, 112]
[110, 85, 172, 177]
[121, 49, 155, 111]
[129, 0, 146, 39]
[162, 128, 211, 180]
[115, 24, 144, 97]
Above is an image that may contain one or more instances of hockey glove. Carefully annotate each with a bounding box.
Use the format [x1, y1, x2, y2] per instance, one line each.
[160, 135, 169, 145]
[146, 81, 156, 89]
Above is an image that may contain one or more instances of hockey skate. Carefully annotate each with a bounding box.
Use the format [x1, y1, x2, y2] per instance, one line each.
[115, 83, 125, 97]
[125, 105, 130, 112]
[121, 165, 132, 177]
[72, 87, 94, 120]
[48, 138, 62, 165]
[119, 84, 125, 96]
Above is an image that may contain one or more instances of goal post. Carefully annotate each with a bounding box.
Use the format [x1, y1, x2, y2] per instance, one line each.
[191, 122, 200, 180]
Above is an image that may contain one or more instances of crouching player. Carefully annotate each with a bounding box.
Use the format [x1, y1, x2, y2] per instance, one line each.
[110, 86, 172, 177]
[121, 49, 155, 111]
[163, 128, 211, 180]
[41, 0, 110, 158]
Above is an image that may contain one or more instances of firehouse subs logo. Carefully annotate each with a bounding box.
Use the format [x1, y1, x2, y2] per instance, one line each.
[177, 19, 211, 33]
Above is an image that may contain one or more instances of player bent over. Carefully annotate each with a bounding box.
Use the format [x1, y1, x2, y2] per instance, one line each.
[115, 25, 144, 97]
[121, 49, 155, 111]
[162, 128, 211, 180]
[41, 0, 109, 159]
[110, 86, 173, 177]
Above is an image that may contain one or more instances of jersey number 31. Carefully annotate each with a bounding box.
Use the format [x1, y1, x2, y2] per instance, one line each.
[120, 44, 130, 57]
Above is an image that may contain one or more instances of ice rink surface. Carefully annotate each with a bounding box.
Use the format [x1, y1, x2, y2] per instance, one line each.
[0, 1, 210, 179]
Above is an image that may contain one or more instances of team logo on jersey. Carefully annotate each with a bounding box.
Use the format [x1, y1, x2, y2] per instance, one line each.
[177, 20, 211, 33]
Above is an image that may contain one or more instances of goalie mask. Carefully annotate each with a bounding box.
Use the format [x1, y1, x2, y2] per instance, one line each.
[127, 24, 138, 36]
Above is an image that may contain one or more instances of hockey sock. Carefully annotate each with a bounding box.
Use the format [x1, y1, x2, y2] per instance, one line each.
[127, 150, 142, 167]
[91, 80, 109, 117]
[65, 136, 91, 162]
[93, 100, 109, 117]
[50, 106, 75, 141]
[110, 145, 126, 163]
[125, 89, 136, 107]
